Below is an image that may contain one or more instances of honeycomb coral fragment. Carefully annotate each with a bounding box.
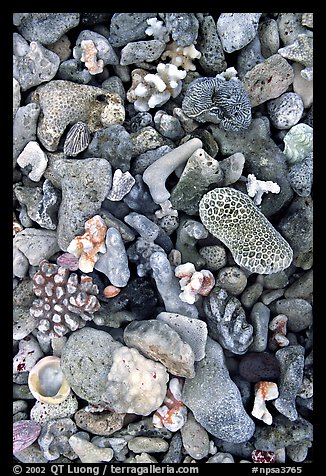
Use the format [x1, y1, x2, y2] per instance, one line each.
[30, 259, 100, 338]
[33, 80, 125, 151]
[199, 188, 293, 275]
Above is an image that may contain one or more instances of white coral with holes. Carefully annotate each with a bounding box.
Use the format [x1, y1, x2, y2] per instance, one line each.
[102, 346, 169, 416]
[161, 42, 201, 71]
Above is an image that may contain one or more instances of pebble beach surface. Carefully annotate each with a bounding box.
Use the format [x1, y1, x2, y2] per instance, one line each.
[13, 13, 313, 465]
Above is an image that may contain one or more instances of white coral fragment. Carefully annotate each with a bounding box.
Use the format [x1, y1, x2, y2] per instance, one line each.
[127, 63, 186, 112]
[153, 377, 187, 432]
[246, 174, 280, 205]
[161, 41, 201, 71]
[69, 434, 113, 463]
[251, 381, 279, 425]
[102, 346, 169, 416]
[155, 199, 178, 219]
[216, 66, 238, 81]
[80, 39, 104, 75]
[67, 215, 107, 273]
[145, 17, 170, 42]
[17, 141, 48, 182]
[175, 262, 215, 304]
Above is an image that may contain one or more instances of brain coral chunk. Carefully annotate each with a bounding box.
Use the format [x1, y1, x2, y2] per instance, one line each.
[102, 346, 169, 416]
[32, 80, 125, 151]
[199, 188, 293, 275]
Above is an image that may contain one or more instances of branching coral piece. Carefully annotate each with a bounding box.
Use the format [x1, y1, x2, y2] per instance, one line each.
[145, 17, 170, 42]
[251, 381, 279, 425]
[161, 41, 201, 71]
[67, 215, 107, 273]
[153, 377, 187, 432]
[80, 39, 104, 75]
[199, 188, 293, 275]
[127, 63, 186, 112]
[175, 262, 215, 304]
[30, 259, 100, 338]
[246, 174, 280, 206]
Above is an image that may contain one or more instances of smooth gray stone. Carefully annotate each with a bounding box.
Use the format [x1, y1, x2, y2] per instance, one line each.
[182, 337, 255, 443]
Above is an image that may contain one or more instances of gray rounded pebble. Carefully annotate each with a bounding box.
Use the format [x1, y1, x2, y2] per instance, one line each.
[267, 93, 304, 129]
[215, 266, 248, 296]
[163, 13, 199, 47]
[236, 34, 265, 79]
[154, 110, 184, 141]
[241, 282, 264, 309]
[197, 15, 226, 75]
[271, 298, 313, 332]
[288, 154, 313, 197]
[120, 40, 166, 65]
[216, 13, 262, 53]
[248, 302, 270, 352]
[13, 305, 38, 340]
[182, 337, 255, 443]
[127, 437, 169, 454]
[284, 269, 313, 302]
[263, 270, 289, 290]
[258, 18, 280, 58]
[180, 412, 210, 460]
[57, 59, 92, 84]
[162, 433, 182, 463]
[102, 76, 126, 101]
[260, 288, 285, 306]
[60, 328, 122, 404]
[17, 13, 80, 45]
[13, 103, 40, 164]
[14, 443, 48, 463]
[109, 13, 156, 48]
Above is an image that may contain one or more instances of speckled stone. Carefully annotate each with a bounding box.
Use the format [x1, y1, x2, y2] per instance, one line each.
[248, 302, 270, 352]
[243, 54, 294, 107]
[239, 352, 280, 382]
[196, 15, 226, 74]
[267, 93, 304, 130]
[270, 298, 313, 332]
[258, 18, 280, 58]
[180, 412, 210, 460]
[182, 337, 255, 443]
[216, 13, 262, 53]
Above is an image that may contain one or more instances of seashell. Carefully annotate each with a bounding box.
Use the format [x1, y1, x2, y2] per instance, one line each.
[13, 420, 41, 454]
[103, 285, 121, 298]
[28, 356, 71, 404]
[63, 121, 90, 157]
[56, 252, 79, 271]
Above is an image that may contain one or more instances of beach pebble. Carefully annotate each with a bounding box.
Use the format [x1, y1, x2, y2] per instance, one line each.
[14, 443, 48, 463]
[207, 452, 234, 463]
[13, 103, 40, 164]
[88, 125, 134, 172]
[258, 18, 280, 58]
[13, 305, 38, 340]
[284, 269, 313, 302]
[156, 312, 208, 361]
[57, 59, 92, 84]
[13, 336, 43, 374]
[239, 352, 280, 382]
[13, 228, 60, 266]
[13, 78, 21, 119]
[74, 409, 125, 436]
[267, 93, 304, 129]
[273, 345, 305, 420]
[216, 13, 262, 53]
[13, 40, 60, 91]
[271, 298, 313, 332]
[102, 76, 126, 101]
[60, 328, 122, 404]
[30, 392, 78, 426]
[109, 13, 155, 47]
[196, 15, 226, 75]
[278, 195, 313, 270]
[180, 412, 210, 460]
[254, 413, 312, 452]
[241, 282, 264, 309]
[263, 271, 289, 290]
[163, 13, 199, 47]
[120, 40, 166, 65]
[288, 154, 313, 197]
[16, 13, 80, 45]
[277, 13, 308, 46]
[38, 417, 77, 461]
[73, 30, 118, 67]
[182, 337, 255, 443]
[248, 303, 270, 352]
[128, 437, 169, 454]
[162, 433, 183, 463]
[154, 110, 184, 140]
[237, 35, 265, 79]
[69, 433, 113, 463]
[243, 54, 294, 107]
[46, 34, 71, 62]
[123, 319, 195, 378]
[215, 266, 247, 296]
[13, 246, 29, 279]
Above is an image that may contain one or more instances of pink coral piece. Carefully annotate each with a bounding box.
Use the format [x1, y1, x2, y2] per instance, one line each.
[251, 449, 276, 463]
[56, 252, 79, 271]
[153, 377, 187, 432]
[13, 420, 42, 454]
[269, 314, 289, 350]
[80, 39, 104, 75]
[67, 215, 107, 273]
[175, 263, 215, 304]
